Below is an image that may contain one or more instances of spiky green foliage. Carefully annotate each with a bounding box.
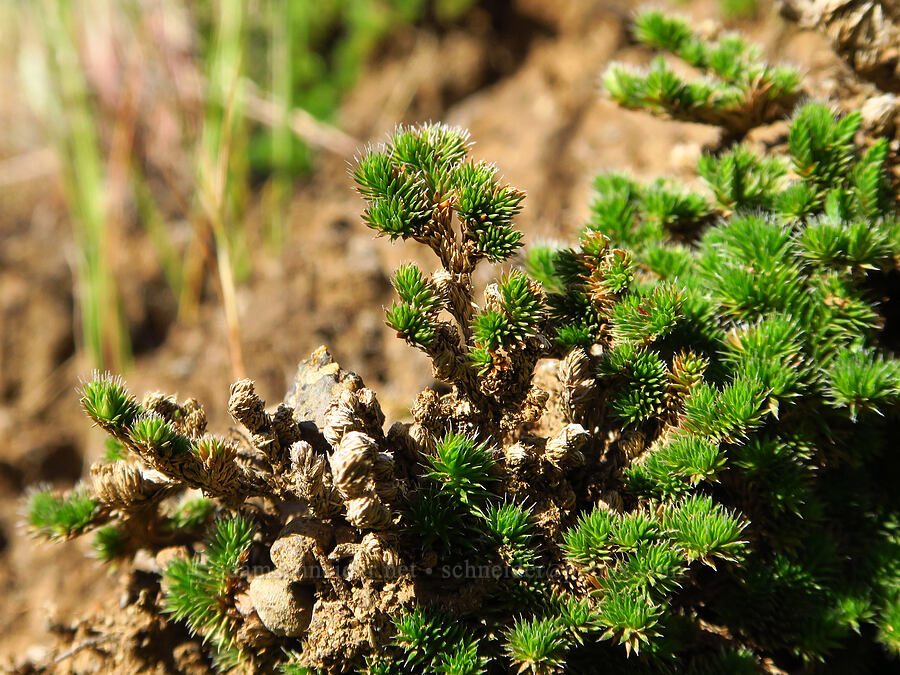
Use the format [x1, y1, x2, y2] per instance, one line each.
[824, 348, 900, 419]
[504, 616, 568, 674]
[426, 432, 495, 504]
[392, 609, 472, 670]
[665, 495, 747, 567]
[562, 507, 691, 656]
[26, 488, 99, 540]
[404, 487, 470, 554]
[721, 314, 808, 401]
[610, 283, 683, 345]
[80, 371, 141, 433]
[129, 413, 192, 457]
[167, 497, 216, 531]
[386, 263, 442, 348]
[503, 19, 900, 666]
[495, 272, 545, 341]
[455, 162, 525, 261]
[596, 587, 663, 656]
[355, 124, 522, 259]
[604, 10, 801, 138]
[552, 595, 598, 647]
[355, 149, 433, 240]
[162, 516, 255, 647]
[640, 179, 711, 233]
[192, 436, 232, 460]
[468, 273, 544, 375]
[526, 52, 899, 668]
[682, 377, 768, 442]
[353, 124, 545, 433]
[93, 524, 128, 561]
[436, 638, 490, 675]
[800, 217, 891, 270]
[697, 145, 787, 212]
[612, 511, 659, 551]
[482, 501, 537, 574]
[612, 543, 687, 596]
[562, 505, 617, 571]
[600, 346, 669, 426]
[626, 434, 725, 498]
[789, 103, 860, 191]
[587, 173, 643, 245]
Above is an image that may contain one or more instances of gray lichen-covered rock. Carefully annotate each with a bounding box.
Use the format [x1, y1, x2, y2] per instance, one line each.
[248, 572, 315, 637]
[284, 346, 365, 430]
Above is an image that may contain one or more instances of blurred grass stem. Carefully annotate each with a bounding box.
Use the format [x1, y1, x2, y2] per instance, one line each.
[193, 0, 247, 381]
[38, 0, 130, 369]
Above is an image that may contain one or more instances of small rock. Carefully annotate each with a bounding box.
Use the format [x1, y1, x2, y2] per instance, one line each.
[248, 572, 315, 637]
[23, 644, 51, 667]
[284, 346, 365, 429]
[132, 549, 161, 574]
[155, 546, 188, 570]
[279, 516, 333, 547]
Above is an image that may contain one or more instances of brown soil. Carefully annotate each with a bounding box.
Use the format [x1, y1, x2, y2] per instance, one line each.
[0, 1, 840, 672]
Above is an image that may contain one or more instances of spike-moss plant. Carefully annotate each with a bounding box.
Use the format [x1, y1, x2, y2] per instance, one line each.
[26, 15, 900, 675]
[604, 9, 803, 142]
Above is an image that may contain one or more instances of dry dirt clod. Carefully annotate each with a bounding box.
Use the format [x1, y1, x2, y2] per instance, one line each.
[269, 534, 319, 581]
[235, 611, 277, 649]
[270, 517, 333, 582]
